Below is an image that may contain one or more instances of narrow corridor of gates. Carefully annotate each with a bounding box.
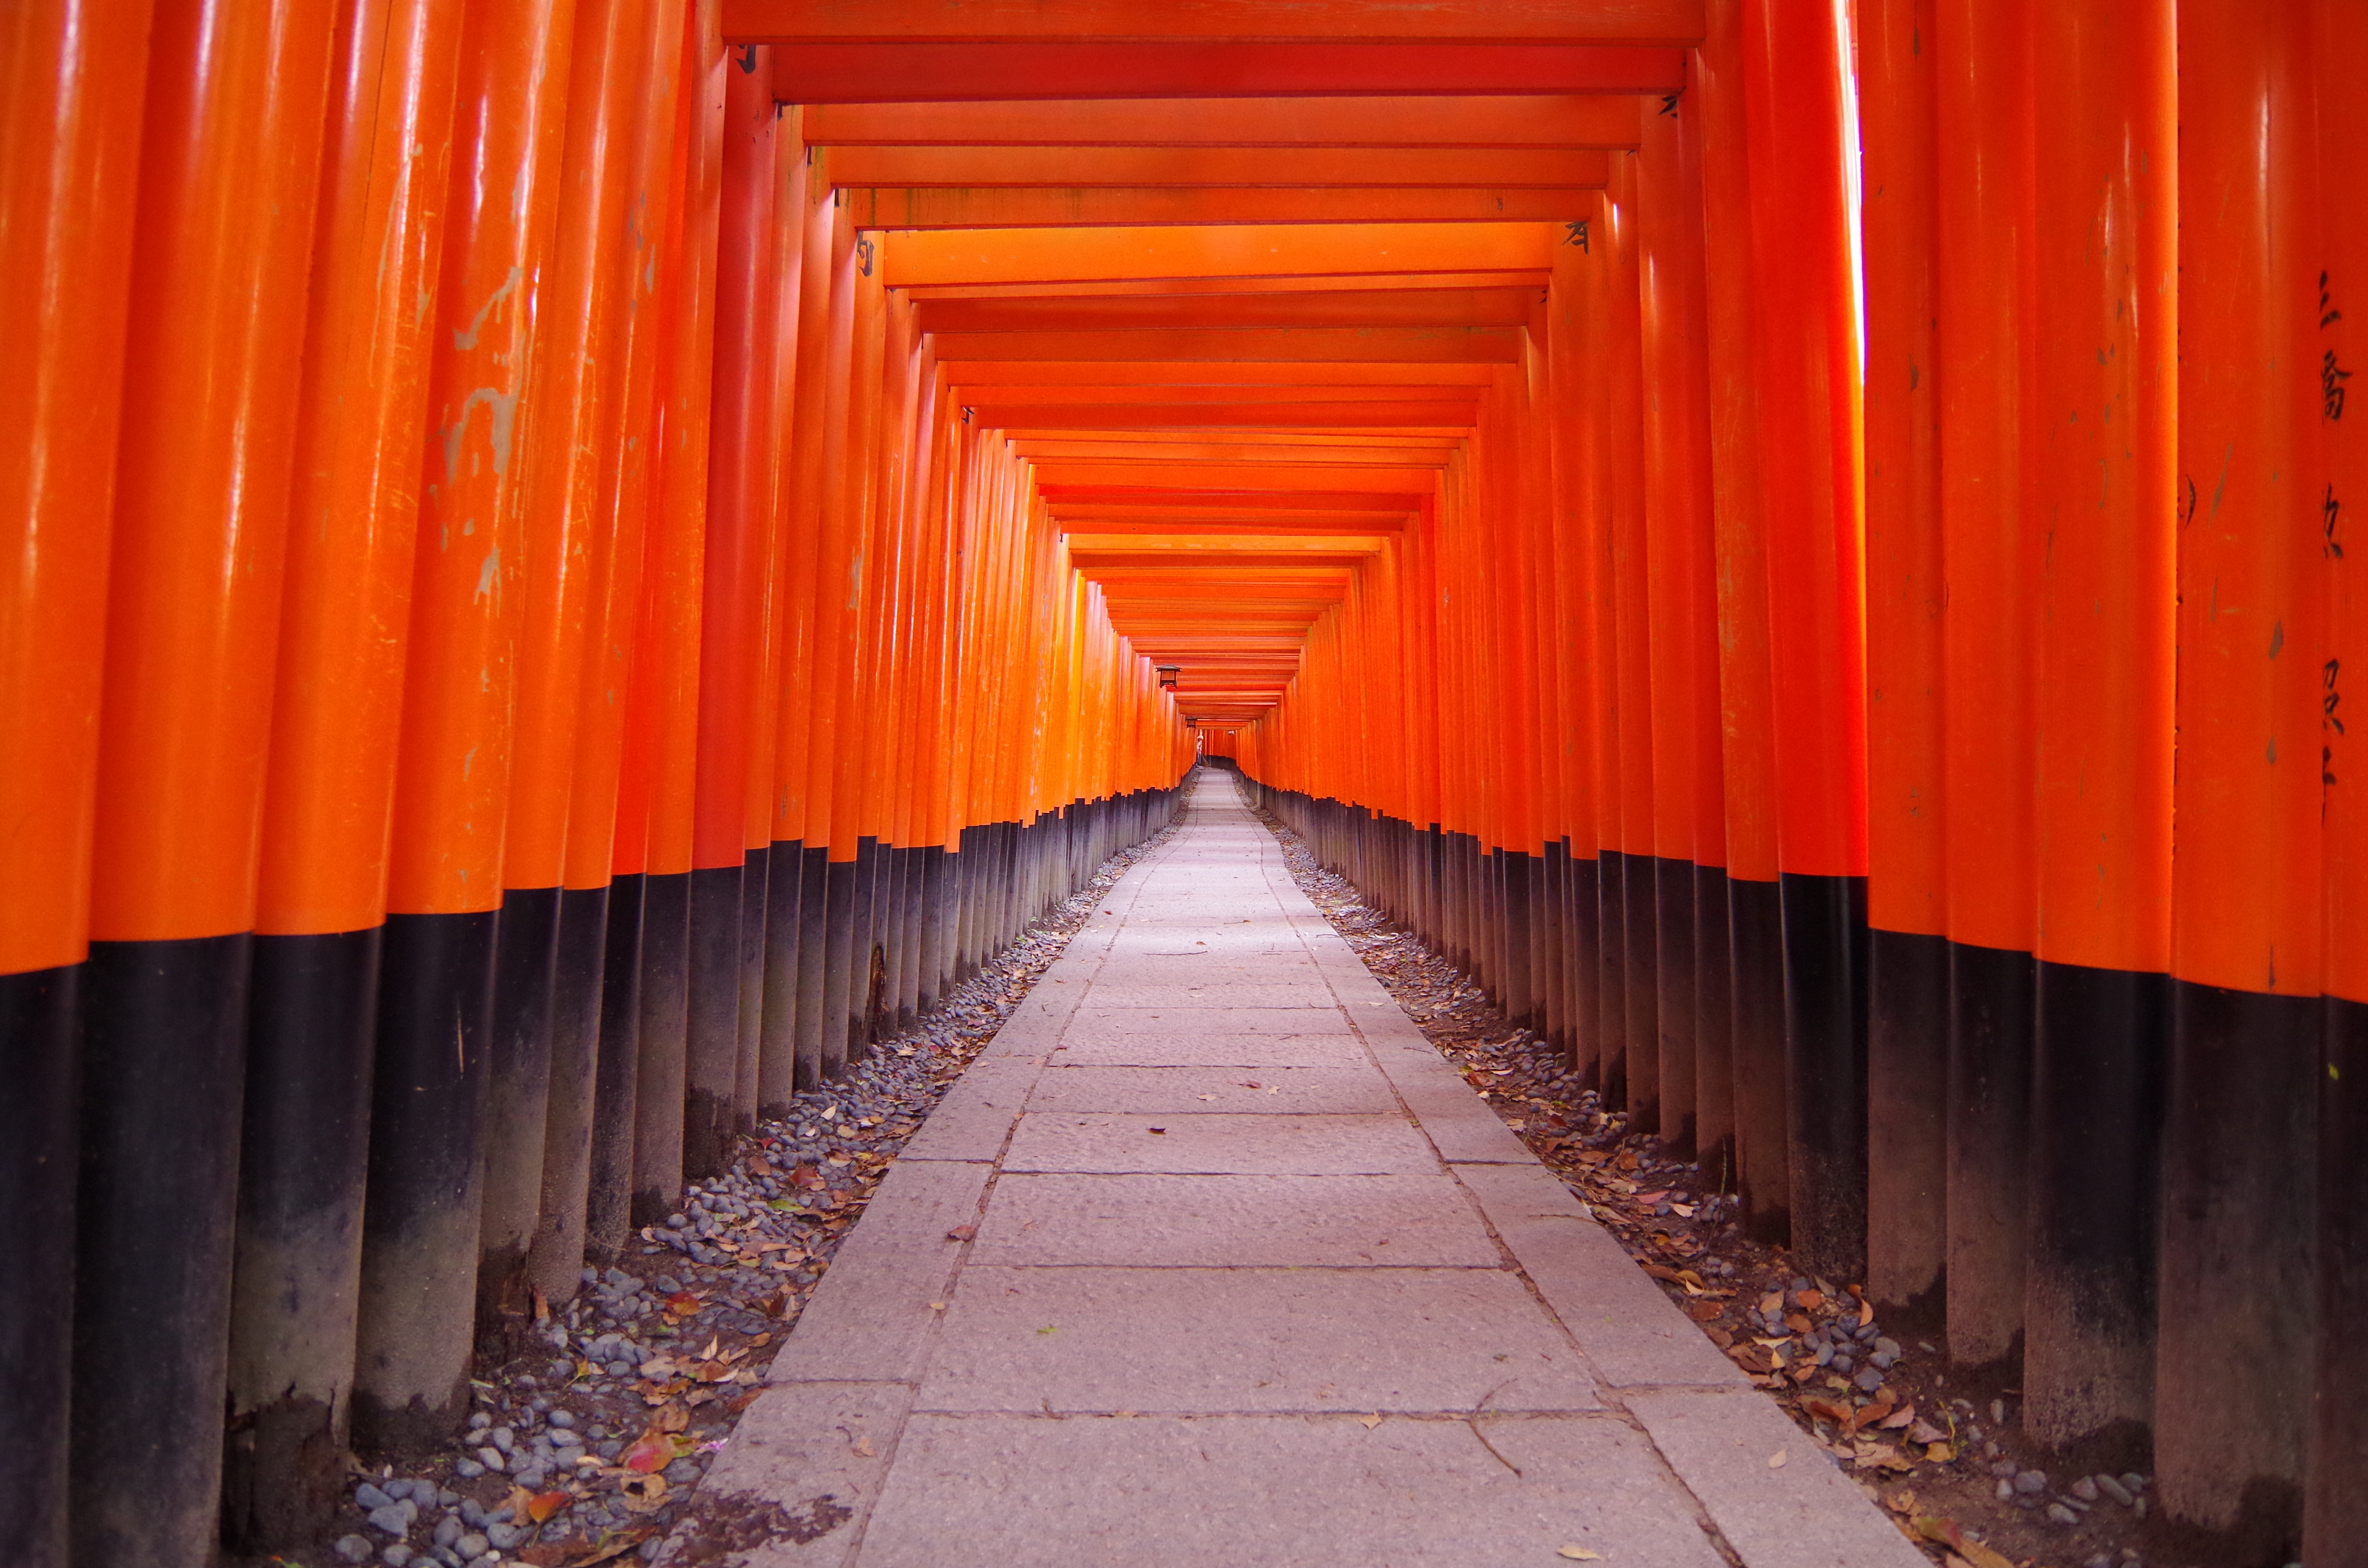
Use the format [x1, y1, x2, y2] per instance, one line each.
[0, 1, 2363, 1566]
[690, 765, 1924, 1565]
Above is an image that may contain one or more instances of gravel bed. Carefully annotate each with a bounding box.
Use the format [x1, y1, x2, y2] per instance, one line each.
[1253, 807, 2207, 1568]
[260, 821, 1177, 1568]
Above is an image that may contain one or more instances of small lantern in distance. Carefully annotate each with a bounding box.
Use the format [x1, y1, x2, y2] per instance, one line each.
[1156, 664, 1180, 691]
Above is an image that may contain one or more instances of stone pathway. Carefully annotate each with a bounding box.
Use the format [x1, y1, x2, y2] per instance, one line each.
[688, 771, 1928, 1567]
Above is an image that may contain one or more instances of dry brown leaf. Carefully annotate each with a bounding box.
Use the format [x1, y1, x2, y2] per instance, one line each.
[527, 1490, 572, 1524]
[850, 1433, 876, 1458]
[1358, 1412, 1384, 1429]
[566, 1533, 654, 1567]
[1557, 1548, 1604, 1561]
[1767, 1448, 1788, 1468]
[617, 1473, 668, 1514]
[945, 1225, 977, 1242]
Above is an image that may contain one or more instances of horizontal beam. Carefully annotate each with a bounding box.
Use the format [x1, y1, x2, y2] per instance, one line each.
[848, 186, 1594, 229]
[887, 222, 1561, 285]
[921, 288, 1537, 333]
[1036, 463, 1438, 493]
[905, 269, 1549, 299]
[827, 146, 1611, 188]
[804, 96, 1643, 148]
[937, 326, 1524, 364]
[725, 1, 1702, 45]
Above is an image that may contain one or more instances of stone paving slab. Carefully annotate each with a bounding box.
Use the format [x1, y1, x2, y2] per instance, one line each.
[916, 1266, 1603, 1414]
[1001, 1111, 1437, 1174]
[1062, 1003, 1355, 1036]
[853, 1413, 1734, 1568]
[1026, 1064, 1397, 1114]
[968, 1172, 1503, 1267]
[708, 772, 1930, 1568]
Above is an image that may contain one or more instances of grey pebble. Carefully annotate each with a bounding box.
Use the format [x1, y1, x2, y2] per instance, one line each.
[357, 1482, 395, 1511]
[487, 1522, 527, 1550]
[2046, 1504, 2081, 1528]
[382, 1546, 413, 1568]
[2072, 1475, 2100, 1502]
[336, 1536, 376, 1564]
[434, 1514, 462, 1547]
[489, 1426, 515, 1453]
[368, 1504, 411, 1538]
[2015, 1470, 2049, 1494]
[549, 1409, 575, 1428]
[458, 1532, 490, 1557]
[1995, 1480, 2016, 1503]
[2097, 1474, 2134, 1507]
[454, 1459, 484, 1479]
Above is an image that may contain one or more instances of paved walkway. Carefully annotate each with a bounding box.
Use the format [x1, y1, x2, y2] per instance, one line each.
[700, 771, 1927, 1567]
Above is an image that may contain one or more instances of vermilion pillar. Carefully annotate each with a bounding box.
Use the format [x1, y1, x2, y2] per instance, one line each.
[74, 2, 335, 1561]
[1739, 0, 1872, 1279]
[228, 0, 460, 1544]
[1694, 0, 1790, 1237]
[2158, 0, 2325, 1549]
[1934, 0, 2037, 1374]
[1856, 0, 1948, 1317]
[2310, 5, 2368, 1556]
[2023, 0, 2176, 1458]
[0, 4, 152, 1563]
[360, 0, 575, 1457]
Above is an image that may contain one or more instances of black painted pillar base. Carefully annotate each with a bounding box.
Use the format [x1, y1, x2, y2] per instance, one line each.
[1692, 866, 1735, 1193]
[528, 885, 610, 1306]
[355, 910, 496, 1452]
[225, 929, 381, 1552]
[1865, 927, 1948, 1316]
[2153, 982, 2317, 1559]
[0, 963, 78, 1568]
[474, 887, 558, 1341]
[1779, 872, 1868, 1284]
[2023, 957, 2164, 1457]
[1946, 940, 2034, 1369]
[681, 863, 742, 1181]
[71, 934, 250, 1568]
[587, 878, 644, 1263]
[1656, 855, 1698, 1156]
[793, 845, 829, 1089]
[633, 871, 691, 1229]
[1728, 876, 1791, 1244]
[2306, 993, 2368, 1567]
[733, 845, 769, 1132]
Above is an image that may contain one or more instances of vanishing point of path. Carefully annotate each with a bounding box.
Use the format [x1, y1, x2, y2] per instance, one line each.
[691, 771, 1928, 1567]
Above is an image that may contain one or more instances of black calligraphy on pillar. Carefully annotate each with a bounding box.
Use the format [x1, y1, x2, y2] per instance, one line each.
[2328, 484, 2347, 560]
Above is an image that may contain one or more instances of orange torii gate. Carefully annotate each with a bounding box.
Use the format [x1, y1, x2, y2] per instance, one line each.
[3, 1, 2365, 1566]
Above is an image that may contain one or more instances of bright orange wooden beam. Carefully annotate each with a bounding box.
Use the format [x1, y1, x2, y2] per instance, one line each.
[934, 327, 1523, 364]
[826, 147, 1611, 188]
[846, 187, 1596, 229]
[886, 222, 1562, 285]
[723, 1, 1703, 45]
[918, 288, 1537, 332]
[804, 96, 1643, 148]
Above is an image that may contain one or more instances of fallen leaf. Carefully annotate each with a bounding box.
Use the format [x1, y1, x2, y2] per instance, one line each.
[617, 1473, 668, 1514]
[1358, 1412, 1383, 1429]
[1887, 1489, 1918, 1515]
[850, 1434, 876, 1458]
[1557, 1549, 1604, 1561]
[664, 1291, 700, 1316]
[1793, 1289, 1824, 1311]
[566, 1532, 654, 1567]
[621, 1436, 671, 1474]
[1685, 1302, 1724, 1322]
[1924, 1441, 1955, 1462]
[1767, 1449, 1788, 1468]
[527, 1490, 572, 1524]
[1880, 1404, 1917, 1430]
[945, 1225, 976, 1242]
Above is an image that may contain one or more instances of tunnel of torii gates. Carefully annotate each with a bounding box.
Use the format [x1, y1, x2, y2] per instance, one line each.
[2, 0, 2367, 1563]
